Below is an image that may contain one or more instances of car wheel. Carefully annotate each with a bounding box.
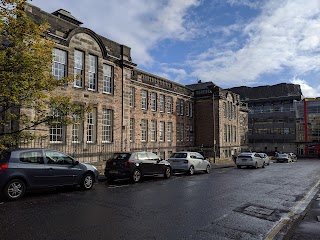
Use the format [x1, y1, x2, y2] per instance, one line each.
[262, 162, 265, 168]
[107, 176, 115, 183]
[188, 166, 195, 175]
[237, 165, 241, 169]
[4, 179, 26, 200]
[205, 165, 211, 174]
[164, 166, 171, 179]
[81, 173, 94, 190]
[132, 169, 142, 183]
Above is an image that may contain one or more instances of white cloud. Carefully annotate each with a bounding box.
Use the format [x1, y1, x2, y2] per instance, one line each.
[188, 0, 320, 87]
[290, 77, 320, 98]
[30, 0, 200, 66]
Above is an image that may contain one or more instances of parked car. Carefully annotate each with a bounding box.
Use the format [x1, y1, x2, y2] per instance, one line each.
[104, 152, 171, 183]
[277, 153, 293, 163]
[236, 152, 266, 169]
[167, 152, 211, 175]
[257, 153, 270, 165]
[0, 148, 99, 200]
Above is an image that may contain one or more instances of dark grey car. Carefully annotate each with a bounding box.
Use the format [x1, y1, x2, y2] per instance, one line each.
[0, 148, 99, 200]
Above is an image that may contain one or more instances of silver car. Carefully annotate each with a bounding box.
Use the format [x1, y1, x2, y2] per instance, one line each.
[277, 153, 293, 163]
[236, 152, 266, 169]
[168, 152, 211, 175]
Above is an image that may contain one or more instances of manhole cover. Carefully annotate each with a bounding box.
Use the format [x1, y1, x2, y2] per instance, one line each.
[234, 204, 287, 222]
[244, 206, 274, 216]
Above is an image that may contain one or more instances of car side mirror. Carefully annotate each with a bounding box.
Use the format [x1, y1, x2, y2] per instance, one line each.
[73, 160, 79, 166]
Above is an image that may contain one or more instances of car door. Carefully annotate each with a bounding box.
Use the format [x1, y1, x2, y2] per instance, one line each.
[44, 150, 82, 186]
[136, 152, 154, 175]
[147, 152, 163, 174]
[195, 152, 206, 170]
[254, 153, 264, 167]
[189, 152, 201, 171]
[18, 150, 48, 188]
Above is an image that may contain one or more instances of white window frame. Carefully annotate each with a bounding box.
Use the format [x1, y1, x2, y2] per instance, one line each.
[151, 120, 157, 142]
[74, 50, 83, 88]
[103, 64, 113, 94]
[86, 109, 96, 143]
[167, 96, 173, 114]
[141, 90, 148, 110]
[130, 118, 135, 142]
[141, 119, 148, 142]
[159, 121, 165, 142]
[102, 109, 113, 143]
[167, 122, 172, 142]
[88, 55, 97, 91]
[151, 92, 157, 111]
[52, 48, 66, 80]
[49, 110, 64, 143]
[72, 113, 82, 143]
[159, 94, 165, 113]
[130, 87, 135, 107]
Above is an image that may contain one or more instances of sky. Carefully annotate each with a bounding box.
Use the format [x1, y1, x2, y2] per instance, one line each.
[29, 0, 320, 97]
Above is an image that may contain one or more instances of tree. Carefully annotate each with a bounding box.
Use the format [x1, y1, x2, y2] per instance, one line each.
[0, 0, 83, 149]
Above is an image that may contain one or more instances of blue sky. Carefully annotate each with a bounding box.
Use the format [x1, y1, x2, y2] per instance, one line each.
[29, 0, 320, 97]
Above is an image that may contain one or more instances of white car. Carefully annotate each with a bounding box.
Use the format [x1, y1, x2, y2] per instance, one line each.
[168, 152, 211, 175]
[236, 152, 266, 169]
[257, 153, 270, 165]
[277, 153, 293, 163]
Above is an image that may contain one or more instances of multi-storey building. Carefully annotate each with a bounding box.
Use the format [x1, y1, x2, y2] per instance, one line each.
[295, 98, 320, 157]
[187, 81, 248, 159]
[230, 83, 303, 154]
[22, 4, 194, 161]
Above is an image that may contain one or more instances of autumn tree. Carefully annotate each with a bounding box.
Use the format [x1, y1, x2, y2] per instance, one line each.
[0, 0, 83, 149]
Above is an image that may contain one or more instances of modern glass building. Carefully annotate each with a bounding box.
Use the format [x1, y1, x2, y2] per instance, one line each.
[295, 98, 320, 157]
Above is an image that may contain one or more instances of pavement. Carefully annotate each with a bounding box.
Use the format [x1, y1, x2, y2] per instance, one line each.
[289, 188, 320, 240]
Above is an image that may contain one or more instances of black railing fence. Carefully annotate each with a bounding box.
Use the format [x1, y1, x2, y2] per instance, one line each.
[17, 138, 213, 163]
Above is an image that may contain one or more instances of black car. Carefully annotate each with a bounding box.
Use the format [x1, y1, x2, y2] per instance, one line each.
[104, 152, 171, 182]
[0, 148, 99, 200]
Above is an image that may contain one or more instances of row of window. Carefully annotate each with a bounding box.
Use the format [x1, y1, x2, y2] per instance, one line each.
[248, 127, 295, 135]
[129, 87, 193, 116]
[224, 101, 237, 119]
[129, 119, 194, 143]
[49, 108, 113, 144]
[52, 48, 114, 94]
[224, 125, 237, 143]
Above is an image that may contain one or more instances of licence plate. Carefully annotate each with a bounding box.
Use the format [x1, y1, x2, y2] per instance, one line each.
[241, 159, 247, 161]
[109, 170, 118, 174]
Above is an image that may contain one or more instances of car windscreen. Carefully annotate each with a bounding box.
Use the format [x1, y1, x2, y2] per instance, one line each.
[109, 153, 131, 161]
[170, 153, 187, 158]
[277, 154, 288, 158]
[0, 150, 11, 163]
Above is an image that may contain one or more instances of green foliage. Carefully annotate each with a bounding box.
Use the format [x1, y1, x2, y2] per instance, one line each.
[0, 0, 83, 149]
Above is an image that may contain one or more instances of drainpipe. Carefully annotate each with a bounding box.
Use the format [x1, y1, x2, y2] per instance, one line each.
[304, 99, 308, 156]
[120, 45, 124, 151]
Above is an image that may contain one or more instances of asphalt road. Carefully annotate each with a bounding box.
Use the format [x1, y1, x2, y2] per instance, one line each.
[0, 159, 320, 240]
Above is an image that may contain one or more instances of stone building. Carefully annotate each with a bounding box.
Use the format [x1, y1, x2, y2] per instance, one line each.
[187, 82, 248, 159]
[230, 83, 303, 154]
[23, 4, 194, 161]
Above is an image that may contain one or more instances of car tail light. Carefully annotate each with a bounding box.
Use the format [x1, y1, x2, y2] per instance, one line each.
[0, 163, 8, 172]
[124, 160, 133, 168]
[184, 160, 188, 163]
